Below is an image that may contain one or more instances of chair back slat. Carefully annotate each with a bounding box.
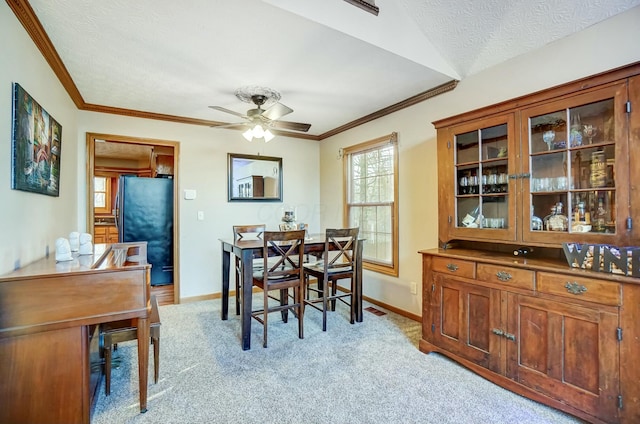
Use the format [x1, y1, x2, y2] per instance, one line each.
[323, 228, 359, 272]
[233, 224, 265, 240]
[262, 230, 306, 282]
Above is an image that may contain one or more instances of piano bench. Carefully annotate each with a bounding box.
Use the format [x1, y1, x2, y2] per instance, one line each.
[101, 295, 161, 396]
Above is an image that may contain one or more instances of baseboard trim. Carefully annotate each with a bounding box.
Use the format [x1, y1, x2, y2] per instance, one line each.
[180, 287, 422, 323]
[360, 295, 421, 322]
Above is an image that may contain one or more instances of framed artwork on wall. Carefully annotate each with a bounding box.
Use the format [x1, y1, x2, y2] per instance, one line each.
[11, 83, 62, 196]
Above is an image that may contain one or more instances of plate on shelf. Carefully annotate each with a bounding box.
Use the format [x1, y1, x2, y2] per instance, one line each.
[572, 224, 592, 233]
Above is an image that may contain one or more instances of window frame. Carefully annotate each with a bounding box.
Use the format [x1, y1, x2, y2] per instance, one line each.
[94, 176, 112, 215]
[343, 132, 399, 276]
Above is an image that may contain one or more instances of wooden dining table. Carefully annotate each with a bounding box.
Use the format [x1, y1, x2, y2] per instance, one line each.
[220, 234, 364, 350]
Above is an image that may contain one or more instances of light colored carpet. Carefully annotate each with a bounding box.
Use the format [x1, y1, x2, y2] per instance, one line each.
[91, 298, 583, 424]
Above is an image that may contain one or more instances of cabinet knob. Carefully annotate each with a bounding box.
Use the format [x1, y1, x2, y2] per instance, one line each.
[565, 281, 587, 295]
[496, 271, 512, 281]
[446, 263, 458, 272]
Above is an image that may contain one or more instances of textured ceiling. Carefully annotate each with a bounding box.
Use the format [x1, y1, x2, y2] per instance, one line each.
[24, 0, 640, 138]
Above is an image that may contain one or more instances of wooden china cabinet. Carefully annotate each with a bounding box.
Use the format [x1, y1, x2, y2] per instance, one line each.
[420, 62, 640, 424]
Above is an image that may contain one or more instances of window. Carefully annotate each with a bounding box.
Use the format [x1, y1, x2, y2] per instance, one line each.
[344, 132, 398, 276]
[94, 176, 111, 214]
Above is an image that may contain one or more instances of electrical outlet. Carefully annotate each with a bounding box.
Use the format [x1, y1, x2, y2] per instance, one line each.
[410, 281, 417, 295]
[197, 211, 205, 221]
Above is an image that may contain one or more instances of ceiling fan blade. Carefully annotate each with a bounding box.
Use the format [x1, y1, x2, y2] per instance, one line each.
[262, 102, 293, 121]
[210, 122, 248, 130]
[209, 106, 248, 119]
[269, 120, 311, 132]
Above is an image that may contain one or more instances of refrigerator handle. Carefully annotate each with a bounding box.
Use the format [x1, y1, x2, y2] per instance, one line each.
[114, 191, 119, 232]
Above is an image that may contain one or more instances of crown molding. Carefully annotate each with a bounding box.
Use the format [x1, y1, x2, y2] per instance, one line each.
[319, 80, 458, 139]
[7, 0, 85, 108]
[10, 0, 455, 142]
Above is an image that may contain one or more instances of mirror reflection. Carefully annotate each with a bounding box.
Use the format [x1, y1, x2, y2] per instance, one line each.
[228, 153, 282, 202]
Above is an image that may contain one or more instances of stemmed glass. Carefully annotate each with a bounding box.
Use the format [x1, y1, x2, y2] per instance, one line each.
[542, 130, 555, 151]
[583, 125, 597, 144]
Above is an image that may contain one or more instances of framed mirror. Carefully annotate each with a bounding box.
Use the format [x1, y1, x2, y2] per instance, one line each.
[228, 153, 282, 202]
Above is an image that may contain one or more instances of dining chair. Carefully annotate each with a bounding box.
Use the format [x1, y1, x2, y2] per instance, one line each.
[251, 230, 306, 348]
[304, 227, 359, 331]
[101, 295, 161, 396]
[233, 224, 266, 315]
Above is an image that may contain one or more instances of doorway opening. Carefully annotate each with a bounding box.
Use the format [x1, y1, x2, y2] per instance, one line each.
[86, 133, 180, 305]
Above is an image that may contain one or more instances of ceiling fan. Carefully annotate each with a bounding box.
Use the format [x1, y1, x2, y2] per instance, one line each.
[209, 86, 311, 141]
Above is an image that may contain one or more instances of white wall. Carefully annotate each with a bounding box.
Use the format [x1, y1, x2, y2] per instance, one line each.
[319, 6, 640, 316]
[77, 111, 320, 299]
[0, 1, 79, 274]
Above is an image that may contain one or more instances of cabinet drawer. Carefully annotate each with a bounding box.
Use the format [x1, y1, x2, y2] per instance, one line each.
[537, 272, 621, 306]
[477, 263, 534, 291]
[94, 227, 107, 235]
[432, 257, 475, 279]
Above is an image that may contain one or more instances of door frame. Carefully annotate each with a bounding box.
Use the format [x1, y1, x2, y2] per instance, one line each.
[86, 132, 181, 304]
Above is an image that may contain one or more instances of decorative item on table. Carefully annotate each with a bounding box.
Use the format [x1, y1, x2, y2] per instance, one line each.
[297, 222, 311, 240]
[280, 206, 297, 231]
[582, 124, 598, 144]
[78, 233, 93, 255]
[69, 231, 80, 252]
[563, 242, 640, 277]
[542, 130, 555, 150]
[55, 237, 73, 262]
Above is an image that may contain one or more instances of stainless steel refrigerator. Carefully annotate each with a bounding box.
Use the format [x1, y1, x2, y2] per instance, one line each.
[116, 175, 173, 286]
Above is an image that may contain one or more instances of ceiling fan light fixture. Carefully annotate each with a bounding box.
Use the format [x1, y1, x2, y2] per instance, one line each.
[242, 128, 253, 142]
[252, 124, 265, 138]
[242, 124, 275, 142]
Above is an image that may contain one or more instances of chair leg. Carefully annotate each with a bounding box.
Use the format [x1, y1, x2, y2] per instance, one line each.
[104, 339, 112, 396]
[263, 290, 269, 348]
[235, 267, 241, 316]
[280, 288, 289, 323]
[322, 278, 328, 332]
[152, 332, 160, 384]
[297, 286, 304, 339]
[350, 277, 356, 325]
[330, 279, 338, 311]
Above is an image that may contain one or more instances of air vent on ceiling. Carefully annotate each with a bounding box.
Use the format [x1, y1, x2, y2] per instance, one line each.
[343, 0, 379, 16]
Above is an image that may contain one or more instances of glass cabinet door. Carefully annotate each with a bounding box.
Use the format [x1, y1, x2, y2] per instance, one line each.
[522, 83, 629, 245]
[448, 114, 517, 241]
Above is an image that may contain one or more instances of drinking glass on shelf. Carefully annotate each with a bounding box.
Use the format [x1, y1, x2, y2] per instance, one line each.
[540, 177, 551, 192]
[459, 176, 469, 194]
[554, 176, 568, 191]
[498, 173, 509, 192]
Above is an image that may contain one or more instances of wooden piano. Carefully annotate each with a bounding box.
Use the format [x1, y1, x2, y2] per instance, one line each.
[0, 242, 151, 424]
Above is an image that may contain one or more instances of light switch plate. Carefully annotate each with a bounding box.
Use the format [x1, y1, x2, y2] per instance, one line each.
[184, 189, 197, 200]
